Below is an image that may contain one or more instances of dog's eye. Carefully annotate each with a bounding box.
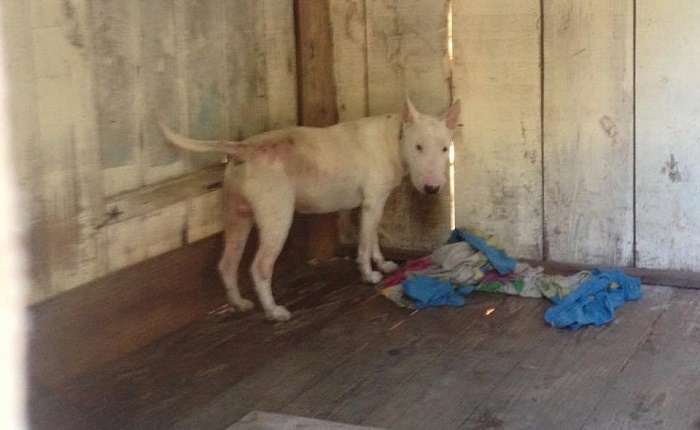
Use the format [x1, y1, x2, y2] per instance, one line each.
[442, 146, 448, 152]
[416, 144, 423, 151]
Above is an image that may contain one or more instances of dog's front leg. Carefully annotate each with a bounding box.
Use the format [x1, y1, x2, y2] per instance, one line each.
[372, 241, 398, 274]
[357, 193, 391, 283]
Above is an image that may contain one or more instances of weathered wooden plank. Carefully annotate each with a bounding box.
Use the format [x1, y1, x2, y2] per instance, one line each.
[330, 0, 368, 122]
[139, 0, 187, 185]
[91, 0, 142, 196]
[358, 296, 551, 429]
[32, 33, 75, 176]
[4, 0, 50, 300]
[295, 0, 338, 129]
[105, 216, 147, 272]
[102, 163, 224, 225]
[145, 202, 189, 258]
[457, 286, 673, 430]
[224, 0, 269, 139]
[452, 0, 543, 259]
[543, 0, 634, 265]
[365, 0, 452, 250]
[330, 0, 369, 247]
[329, 0, 368, 247]
[106, 201, 193, 272]
[0, 8, 25, 425]
[170, 297, 408, 430]
[67, 0, 108, 292]
[295, 0, 340, 261]
[178, 0, 228, 169]
[27, 235, 227, 394]
[636, 1, 700, 272]
[580, 288, 700, 430]
[188, 190, 224, 243]
[262, 0, 297, 129]
[28, 0, 105, 300]
[366, 0, 451, 116]
[281, 294, 510, 425]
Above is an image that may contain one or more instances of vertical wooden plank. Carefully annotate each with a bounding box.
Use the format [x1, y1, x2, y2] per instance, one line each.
[295, 0, 339, 261]
[28, 0, 104, 300]
[295, 0, 338, 128]
[2, 0, 50, 299]
[330, 0, 368, 122]
[452, 0, 543, 259]
[224, 0, 269, 140]
[178, 0, 227, 169]
[92, 0, 142, 196]
[0, 4, 25, 423]
[140, 0, 187, 185]
[366, 0, 451, 116]
[262, 0, 298, 129]
[543, 0, 634, 265]
[366, 0, 452, 250]
[69, 0, 108, 290]
[636, 1, 700, 271]
[330, 0, 368, 246]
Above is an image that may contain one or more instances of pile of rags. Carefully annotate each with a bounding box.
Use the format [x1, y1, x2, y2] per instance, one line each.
[378, 229, 642, 331]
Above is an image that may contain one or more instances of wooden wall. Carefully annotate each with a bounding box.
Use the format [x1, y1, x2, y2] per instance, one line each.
[452, 0, 543, 259]
[636, 1, 700, 272]
[333, 0, 700, 272]
[7, 0, 700, 303]
[2, 0, 297, 303]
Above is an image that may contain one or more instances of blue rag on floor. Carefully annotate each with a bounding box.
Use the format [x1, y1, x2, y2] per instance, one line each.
[448, 229, 516, 275]
[544, 269, 642, 331]
[403, 277, 475, 309]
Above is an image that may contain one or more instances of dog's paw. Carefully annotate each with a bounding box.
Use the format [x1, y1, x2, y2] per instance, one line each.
[233, 298, 255, 312]
[362, 270, 383, 284]
[265, 305, 292, 322]
[377, 260, 399, 274]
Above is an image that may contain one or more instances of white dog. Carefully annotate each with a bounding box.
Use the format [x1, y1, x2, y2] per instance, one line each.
[161, 97, 461, 321]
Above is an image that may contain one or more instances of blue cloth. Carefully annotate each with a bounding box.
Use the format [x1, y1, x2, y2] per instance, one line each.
[403, 277, 475, 309]
[448, 229, 516, 275]
[544, 269, 642, 331]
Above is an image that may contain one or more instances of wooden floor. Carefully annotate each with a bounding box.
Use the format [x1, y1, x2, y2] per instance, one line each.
[29, 258, 700, 430]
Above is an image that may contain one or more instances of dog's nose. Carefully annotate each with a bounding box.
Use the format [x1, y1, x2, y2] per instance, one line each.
[424, 185, 440, 194]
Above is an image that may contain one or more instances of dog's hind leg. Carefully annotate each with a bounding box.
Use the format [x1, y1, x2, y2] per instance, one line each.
[249, 190, 295, 321]
[219, 193, 255, 312]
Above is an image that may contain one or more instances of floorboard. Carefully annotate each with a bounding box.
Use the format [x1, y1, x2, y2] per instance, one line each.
[580, 288, 700, 430]
[28, 257, 700, 430]
[456, 286, 673, 430]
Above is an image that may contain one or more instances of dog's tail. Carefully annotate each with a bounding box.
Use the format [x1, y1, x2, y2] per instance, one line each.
[159, 118, 249, 156]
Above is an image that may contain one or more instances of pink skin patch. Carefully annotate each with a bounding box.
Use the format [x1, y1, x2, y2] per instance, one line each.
[235, 200, 252, 215]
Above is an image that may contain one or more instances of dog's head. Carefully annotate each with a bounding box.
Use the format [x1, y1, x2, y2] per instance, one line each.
[400, 96, 461, 195]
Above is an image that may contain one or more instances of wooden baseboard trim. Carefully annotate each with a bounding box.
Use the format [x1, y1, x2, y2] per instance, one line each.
[338, 244, 700, 290]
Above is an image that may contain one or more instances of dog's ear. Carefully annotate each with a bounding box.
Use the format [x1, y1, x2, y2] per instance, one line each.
[402, 95, 420, 124]
[443, 99, 461, 131]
